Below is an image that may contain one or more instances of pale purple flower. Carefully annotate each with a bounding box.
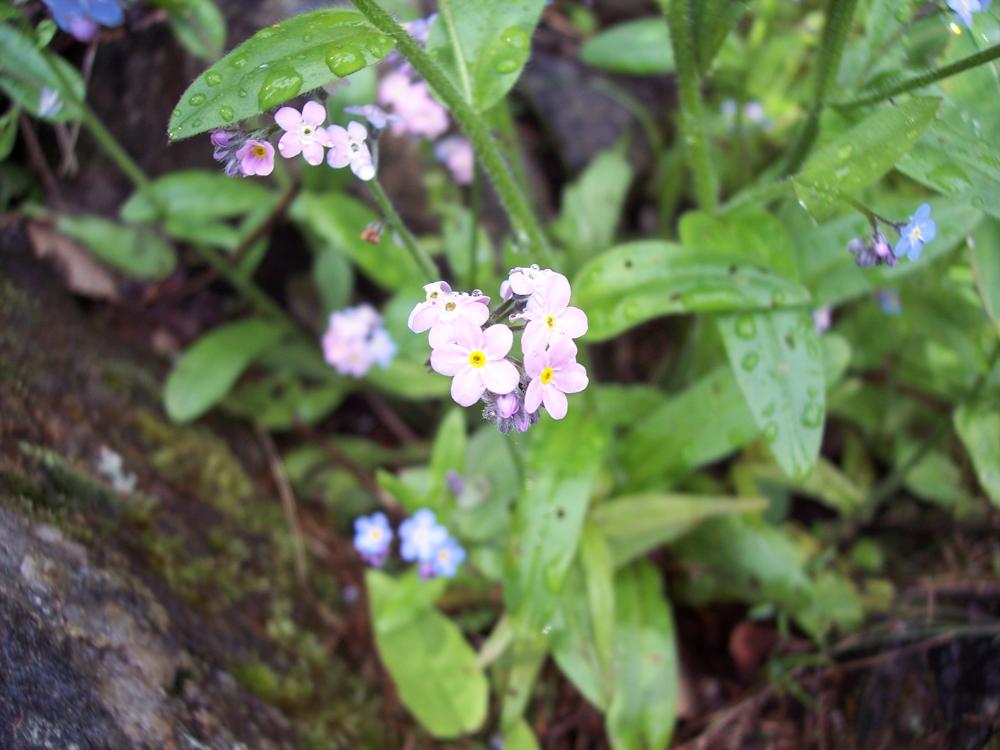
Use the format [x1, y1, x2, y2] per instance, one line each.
[38, 87, 62, 118]
[322, 304, 395, 377]
[500, 265, 554, 302]
[236, 140, 275, 177]
[210, 129, 233, 159]
[496, 392, 519, 419]
[430, 536, 465, 579]
[354, 512, 393, 567]
[408, 283, 490, 348]
[399, 509, 448, 563]
[326, 121, 376, 181]
[379, 73, 450, 140]
[524, 337, 589, 420]
[43, 0, 122, 41]
[276, 101, 333, 166]
[947, 0, 987, 26]
[344, 104, 401, 131]
[518, 273, 589, 353]
[430, 320, 519, 407]
[435, 136, 475, 185]
[402, 13, 437, 45]
[894, 203, 936, 261]
[484, 388, 538, 434]
[812, 306, 832, 333]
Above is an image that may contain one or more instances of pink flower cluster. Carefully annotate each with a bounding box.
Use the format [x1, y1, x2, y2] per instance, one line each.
[409, 268, 589, 428]
[322, 304, 397, 378]
[210, 101, 375, 181]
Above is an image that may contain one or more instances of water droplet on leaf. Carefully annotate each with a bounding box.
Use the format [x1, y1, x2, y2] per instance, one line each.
[188, 93, 206, 106]
[735, 314, 756, 338]
[205, 71, 223, 86]
[741, 352, 759, 372]
[219, 106, 234, 122]
[763, 423, 779, 443]
[231, 54, 249, 69]
[495, 58, 519, 74]
[801, 402, 823, 428]
[326, 47, 365, 77]
[500, 26, 529, 49]
[257, 66, 303, 110]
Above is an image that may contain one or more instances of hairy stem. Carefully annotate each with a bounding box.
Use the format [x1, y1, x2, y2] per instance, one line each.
[833, 43, 1000, 109]
[368, 179, 438, 279]
[664, 0, 718, 212]
[438, 0, 474, 103]
[350, 0, 555, 267]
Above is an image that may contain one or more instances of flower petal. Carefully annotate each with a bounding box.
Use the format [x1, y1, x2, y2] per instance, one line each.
[481, 358, 519, 395]
[558, 306, 588, 339]
[483, 324, 513, 359]
[351, 157, 376, 181]
[327, 146, 350, 169]
[275, 106, 301, 132]
[451, 367, 484, 407]
[521, 320, 547, 355]
[922, 219, 937, 243]
[547, 335, 578, 367]
[544, 273, 572, 311]
[302, 100, 327, 126]
[302, 140, 325, 166]
[467, 298, 490, 326]
[524, 377, 543, 414]
[347, 121, 369, 142]
[278, 131, 302, 159]
[453, 317, 483, 351]
[542, 385, 568, 419]
[914, 203, 931, 221]
[428, 322, 457, 349]
[408, 302, 436, 332]
[524, 347, 546, 378]
[553, 362, 588, 394]
[431, 344, 469, 376]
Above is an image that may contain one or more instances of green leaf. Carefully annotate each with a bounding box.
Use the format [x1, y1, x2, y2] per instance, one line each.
[0, 25, 84, 122]
[291, 192, 423, 292]
[574, 241, 812, 342]
[224, 374, 346, 430]
[364, 292, 449, 400]
[606, 562, 678, 750]
[955, 400, 1000, 506]
[679, 209, 798, 279]
[691, 0, 748, 74]
[503, 720, 541, 750]
[428, 409, 467, 511]
[367, 570, 488, 738]
[426, 0, 545, 112]
[551, 559, 611, 710]
[552, 146, 634, 268]
[580, 18, 675, 75]
[441, 204, 496, 292]
[717, 309, 826, 479]
[168, 9, 395, 140]
[56, 215, 177, 280]
[793, 96, 940, 218]
[593, 493, 768, 568]
[121, 170, 273, 224]
[970, 218, 1000, 327]
[164, 318, 288, 422]
[313, 249, 354, 313]
[0, 105, 19, 161]
[376, 468, 426, 513]
[580, 524, 615, 699]
[154, 0, 226, 62]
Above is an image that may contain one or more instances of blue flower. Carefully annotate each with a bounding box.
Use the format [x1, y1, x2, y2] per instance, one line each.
[42, 0, 124, 41]
[398, 509, 448, 563]
[894, 203, 936, 261]
[430, 536, 466, 579]
[946, 0, 989, 27]
[353, 512, 393, 567]
[877, 289, 902, 316]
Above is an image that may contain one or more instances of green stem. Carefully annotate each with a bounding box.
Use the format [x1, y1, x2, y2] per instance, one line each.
[664, 0, 718, 212]
[781, 0, 860, 175]
[367, 179, 437, 279]
[468, 165, 482, 290]
[491, 98, 531, 198]
[833, 43, 1000, 109]
[350, 0, 555, 267]
[438, 0, 474, 103]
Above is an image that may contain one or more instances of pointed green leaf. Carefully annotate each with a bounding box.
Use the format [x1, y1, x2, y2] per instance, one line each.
[152, 0, 226, 62]
[504, 720, 541, 750]
[121, 169, 273, 224]
[168, 9, 395, 140]
[56, 215, 177, 280]
[574, 241, 812, 342]
[970, 218, 1000, 327]
[164, 318, 288, 422]
[718, 309, 826, 478]
[0, 26, 84, 122]
[955, 400, 1000, 506]
[580, 18, 675, 75]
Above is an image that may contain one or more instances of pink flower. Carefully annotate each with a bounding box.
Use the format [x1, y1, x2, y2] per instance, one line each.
[519, 273, 588, 353]
[210, 130, 233, 159]
[236, 140, 275, 176]
[500, 265, 554, 302]
[407, 283, 490, 348]
[524, 337, 589, 420]
[379, 73, 449, 140]
[322, 304, 396, 377]
[275, 101, 333, 166]
[326, 122, 376, 181]
[435, 136, 474, 185]
[430, 320, 519, 407]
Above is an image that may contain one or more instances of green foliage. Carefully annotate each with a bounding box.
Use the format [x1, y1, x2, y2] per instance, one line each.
[168, 9, 395, 139]
[955, 400, 1000, 505]
[426, 0, 545, 111]
[0, 25, 84, 122]
[121, 170, 273, 224]
[56, 215, 177, 279]
[367, 570, 488, 738]
[580, 18, 675, 75]
[164, 318, 289, 422]
[151, 0, 226, 62]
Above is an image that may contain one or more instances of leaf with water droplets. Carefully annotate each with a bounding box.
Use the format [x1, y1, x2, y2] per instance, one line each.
[573, 241, 811, 341]
[793, 96, 940, 219]
[717, 309, 826, 479]
[168, 9, 394, 140]
[426, 0, 545, 111]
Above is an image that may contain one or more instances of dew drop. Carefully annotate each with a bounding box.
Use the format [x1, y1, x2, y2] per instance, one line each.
[192, 117, 203, 128]
[303, 32, 314, 43]
[741, 352, 759, 372]
[257, 66, 303, 111]
[623, 301, 642, 321]
[495, 57, 519, 74]
[542, 624, 552, 636]
[837, 144, 854, 160]
[237, 87, 248, 98]
[219, 106, 235, 122]
[205, 71, 223, 86]
[364, 34, 394, 57]
[188, 93, 207, 106]
[231, 54, 249, 69]
[500, 26, 529, 49]
[325, 46, 365, 77]
[735, 314, 756, 338]
[763, 423, 779, 443]
[801, 401, 823, 428]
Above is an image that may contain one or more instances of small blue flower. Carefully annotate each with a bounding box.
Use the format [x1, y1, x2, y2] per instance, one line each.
[877, 289, 902, 316]
[398, 509, 448, 563]
[946, 0, 989, 27]
[430, 536, 466, 579]
[42, 0, 124, 41]
[894, 203, 936, 261]
[353, 512, 393, 566]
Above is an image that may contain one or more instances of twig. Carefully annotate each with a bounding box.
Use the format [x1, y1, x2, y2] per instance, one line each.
[56, 39, 98, 177]
[18, 115, 63, 206]
[256, 424, 308, 588]
[363, 392, 418, 444]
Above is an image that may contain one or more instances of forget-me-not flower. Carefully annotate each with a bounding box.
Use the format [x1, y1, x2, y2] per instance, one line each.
[430, 536, 466, 579]
[398, 509, 448, 563]
[947, 0, 990, 27]
[42, 0, 123, 41]
[354, 512, 393, 567]
[894, 203, 936, 261]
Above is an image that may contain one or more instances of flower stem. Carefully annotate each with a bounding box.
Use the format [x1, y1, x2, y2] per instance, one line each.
[833, 43, 1000, 109]
[367, 179, 438, 279]
[781, 0, 860, 175]
[664, 0, 718, 212]
[350, 0, 555, 267]
[438, 0, 474, 103]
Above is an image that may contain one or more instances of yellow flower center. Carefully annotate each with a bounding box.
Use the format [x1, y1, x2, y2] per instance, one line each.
[252, 144, 268, 158]
[540, 367, 554, 384]
[545, 314, 557, 330]
[370, 528, 382, 541]
[909, 225, 922, 242]
[444, 301, 457, 312]
[428, 291, 440, 301]
[438, 548, 450, 562]
[468, 351, 486, 368]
